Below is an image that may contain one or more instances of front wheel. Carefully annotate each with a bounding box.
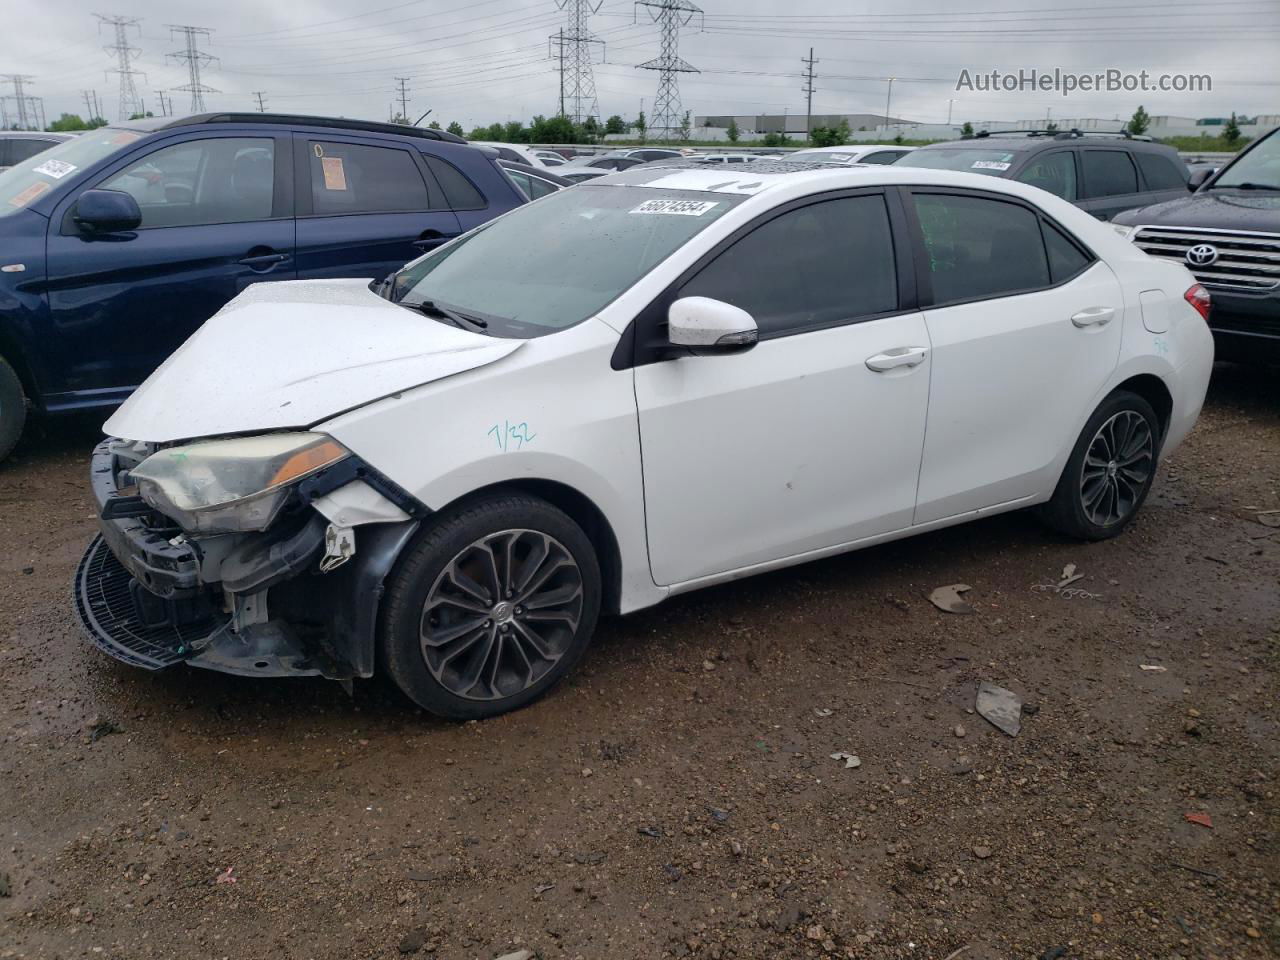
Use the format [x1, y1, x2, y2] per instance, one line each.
[379, 492, 601, 720]
[1042, 390, 1161, 540]
[0, 356, 28, 464]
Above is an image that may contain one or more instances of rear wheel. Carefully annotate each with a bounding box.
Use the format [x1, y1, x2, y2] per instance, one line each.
[1042, 390, 1160, 540]
[380, 492, 601, 719]
[0, 356, 28, 464]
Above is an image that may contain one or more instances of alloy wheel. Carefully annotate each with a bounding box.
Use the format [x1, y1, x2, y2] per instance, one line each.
[419, 529, 584, 701]
[1079, 410, 1154, 527]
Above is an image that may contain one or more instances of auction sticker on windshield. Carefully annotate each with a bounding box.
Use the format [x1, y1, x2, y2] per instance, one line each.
[7, 181, 50, 208]
[972, 160, 1012, 171]
[630, 198, 720, 216]
[33, 158, 77, 180]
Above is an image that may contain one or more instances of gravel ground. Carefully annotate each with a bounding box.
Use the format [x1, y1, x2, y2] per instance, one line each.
[0, 363, 1276, 960]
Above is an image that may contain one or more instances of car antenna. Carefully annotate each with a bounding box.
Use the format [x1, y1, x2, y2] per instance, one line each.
[413, 108, 433, 127]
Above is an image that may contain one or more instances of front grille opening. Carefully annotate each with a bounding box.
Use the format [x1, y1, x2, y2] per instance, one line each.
[1133, 227, 1280, 291]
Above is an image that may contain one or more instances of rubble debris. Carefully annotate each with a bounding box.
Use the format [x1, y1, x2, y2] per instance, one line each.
[929, 583, 974, 614]
[975, 682, 1022, 737]
[1184, 812, 1213, 829]
[829, 752, 861, 769]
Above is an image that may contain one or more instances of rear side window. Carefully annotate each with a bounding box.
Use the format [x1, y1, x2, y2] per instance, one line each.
[1042, 220, 1093, 283]
[307, 141, 430, 215]
[9, 139, 55, 164]
[681, 195, 897, 337]
[911, 193, 1050, 304]
[1136, 152, 1188, 190]
[422, 155, 486, 209]
[1015, 151, 1077, 201]
[1082, 150, 1139, 197]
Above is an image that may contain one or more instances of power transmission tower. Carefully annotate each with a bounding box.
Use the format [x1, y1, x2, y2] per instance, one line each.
[253, 91, 268, 113]
[801, 47, 817, 140]
[549, 30, 566, 118]
[634, 0, 702, 142]
[547, 0, 603, 126]
[96, 14, 146, 120]
[393, 77, 410, 123]
[0, 75, 44, 131]
[167, 24, 219, 114]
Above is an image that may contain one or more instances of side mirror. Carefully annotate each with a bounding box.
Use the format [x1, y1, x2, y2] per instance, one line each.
[668, 296, 758, 353]
[1187, 168, 1214, 191]
[74, 189, 142, 233]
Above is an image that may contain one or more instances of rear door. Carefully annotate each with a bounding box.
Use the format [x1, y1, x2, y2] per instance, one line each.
[1078, 148, 1145, 220]
[293, 134, 462, 282]
[903, 188, 1123, 523]
[43, 131, 295, 401]
[1133, 149, 1191, 208]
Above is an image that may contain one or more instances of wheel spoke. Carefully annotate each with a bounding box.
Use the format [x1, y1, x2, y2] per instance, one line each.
[517, 554, 571, 603]
[438, 625, 490, 670]
[446, 564, 492, 606]
[422, 613, 489, 647]
[512, 618, 558, 663]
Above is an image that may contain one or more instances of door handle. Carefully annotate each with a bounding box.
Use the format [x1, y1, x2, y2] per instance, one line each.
[1071, 306, 1116, 327]
[865, 346, 928, 372]
[237, 251, 289, 269]
[413, 230, 458, 251]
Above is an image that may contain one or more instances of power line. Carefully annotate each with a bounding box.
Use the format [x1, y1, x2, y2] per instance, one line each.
[634, 0, 702, 141]
[167, 24, 220, 114]
[549, 0, 604, 125]
[0, 75, 44, 131]
[96, 14, 146, 121]
[801, 47, 817, 138]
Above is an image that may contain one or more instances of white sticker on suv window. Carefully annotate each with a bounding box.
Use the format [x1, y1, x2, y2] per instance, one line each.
[630, 198, 719, 216]
[972, 160, 1012, 171]
[33, 158, 76, 180]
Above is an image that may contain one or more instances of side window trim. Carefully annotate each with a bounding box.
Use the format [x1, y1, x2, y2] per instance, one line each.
[611, 186, 919, 370]
[899, 185, 1097, 309]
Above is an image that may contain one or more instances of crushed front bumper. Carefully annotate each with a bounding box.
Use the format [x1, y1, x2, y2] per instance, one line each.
[74, 439, 422, 680]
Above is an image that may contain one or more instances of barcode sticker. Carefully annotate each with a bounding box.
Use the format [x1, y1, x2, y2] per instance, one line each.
[33, 158, 76, 180]
[630, 198, 719, 216]
[972, 160, 1011, 171]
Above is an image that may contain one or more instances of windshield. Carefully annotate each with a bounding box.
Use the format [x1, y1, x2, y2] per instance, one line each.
[1212, 130, 1280, 189]
[0, 128, 144, 217]
[789, 151, 855, 163]
[894, 148, 1022, 177]
[391, 184, 743, 337]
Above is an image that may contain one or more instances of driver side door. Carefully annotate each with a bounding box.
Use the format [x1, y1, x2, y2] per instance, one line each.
[633, 190, 932, 586]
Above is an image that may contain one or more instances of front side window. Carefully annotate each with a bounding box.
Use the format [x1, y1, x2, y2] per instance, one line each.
[307, 141, 430, 215]
[681, 195, 898, 336]
[1082, 150, 1138, 197]
[1016, 151, 1077, 200]
[912, 192, 1050, 304]
[99, 137, 275, 228]
[392, 185, 743, 338]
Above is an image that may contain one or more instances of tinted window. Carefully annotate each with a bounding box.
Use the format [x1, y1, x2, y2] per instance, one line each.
[528, 175, 558, 199]
[9, 139, 55, 164]
[1082, 150, 1138, 197]
[99, 137, 275, 228]
[1015, 151, 1077, 200]
[1136, 152, 1187, 190]
[422, 155, 485, 209]
[912, 193, 1050, 304]
[505, 168, 532, 199]
[681, 195, 897, 336]
[1042, 220, 1092, 283]
[307, 141, 430, 215]
[726, 156, 746, 164]
[861, 150, 904, 165]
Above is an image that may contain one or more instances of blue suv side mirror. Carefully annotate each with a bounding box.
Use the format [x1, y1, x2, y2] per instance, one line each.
[74, 189, 143, 233]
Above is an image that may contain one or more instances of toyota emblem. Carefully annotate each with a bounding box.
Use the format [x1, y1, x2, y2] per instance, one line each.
[1186, 243, 1219, 267]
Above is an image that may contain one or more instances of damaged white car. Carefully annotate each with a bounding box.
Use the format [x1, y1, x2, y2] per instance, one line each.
[78, 160, 1214, 719]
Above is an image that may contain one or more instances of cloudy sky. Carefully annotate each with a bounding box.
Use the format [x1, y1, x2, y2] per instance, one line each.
[2, 0, 1277, 130]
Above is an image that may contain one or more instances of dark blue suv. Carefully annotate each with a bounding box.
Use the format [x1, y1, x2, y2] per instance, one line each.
[0, 113, 523, 461]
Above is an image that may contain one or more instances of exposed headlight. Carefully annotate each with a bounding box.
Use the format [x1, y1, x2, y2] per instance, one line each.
[130, 432, 349, 534]
[1112, 224, 1136, 240]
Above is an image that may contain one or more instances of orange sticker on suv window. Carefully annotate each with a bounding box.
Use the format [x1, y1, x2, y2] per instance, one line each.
[7, 181, 50, 208]
[109, 131, 142, 146]
[320, 156, 347, 191]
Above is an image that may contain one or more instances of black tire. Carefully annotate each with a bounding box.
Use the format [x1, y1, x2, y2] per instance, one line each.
[379, 492, 601, 720]
[1042, 389, 1161, 541]
[0, 356, 28, 464]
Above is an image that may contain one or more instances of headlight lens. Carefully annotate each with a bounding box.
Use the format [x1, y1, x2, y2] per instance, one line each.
[130, 432, 349, 533]
[1112, 224, 1136, 240]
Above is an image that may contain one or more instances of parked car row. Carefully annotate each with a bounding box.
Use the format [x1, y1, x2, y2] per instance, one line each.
[0, 131, 76, 172]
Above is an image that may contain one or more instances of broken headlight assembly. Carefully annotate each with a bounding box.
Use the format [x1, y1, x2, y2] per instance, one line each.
[129, 433, 349, 534]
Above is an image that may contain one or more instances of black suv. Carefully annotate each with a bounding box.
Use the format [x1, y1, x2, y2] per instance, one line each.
[896, 129, 1189, 221]
[1113, 126, 1280, 363]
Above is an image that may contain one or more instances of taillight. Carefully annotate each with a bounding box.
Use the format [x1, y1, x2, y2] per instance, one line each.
[1184, 283, 1211, 322]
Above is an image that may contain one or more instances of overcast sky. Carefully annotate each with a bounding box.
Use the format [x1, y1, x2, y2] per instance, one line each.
[2, 0, 1278, 130]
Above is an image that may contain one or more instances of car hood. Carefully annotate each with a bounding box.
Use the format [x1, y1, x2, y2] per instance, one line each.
[105, 279, 523, 443]
[1113, 190, 1280, 230]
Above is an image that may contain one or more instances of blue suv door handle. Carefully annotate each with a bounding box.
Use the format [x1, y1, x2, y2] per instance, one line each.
[237, 250, 290, 270]
[412, 230, 458, 251]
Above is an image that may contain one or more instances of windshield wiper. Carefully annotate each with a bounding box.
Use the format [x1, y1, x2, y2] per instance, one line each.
[405, 299, 488, 333]
[1209, 182, 1280, 192]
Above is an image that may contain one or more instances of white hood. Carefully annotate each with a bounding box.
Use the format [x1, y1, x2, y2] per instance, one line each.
[105, 279, 522, 443]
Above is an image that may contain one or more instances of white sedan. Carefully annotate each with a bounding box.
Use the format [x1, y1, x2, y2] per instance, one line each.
[79, 160, 1214, 719]
[787, 143, 917, 165]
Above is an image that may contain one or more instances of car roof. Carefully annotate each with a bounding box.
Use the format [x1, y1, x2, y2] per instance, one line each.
[0, 130, 73, 139]
[111, 112, 467, 143]
[916, 135, 1176, 155]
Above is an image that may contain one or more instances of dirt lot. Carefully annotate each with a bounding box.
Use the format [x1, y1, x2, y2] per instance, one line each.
[1, 364, 1276, 960]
